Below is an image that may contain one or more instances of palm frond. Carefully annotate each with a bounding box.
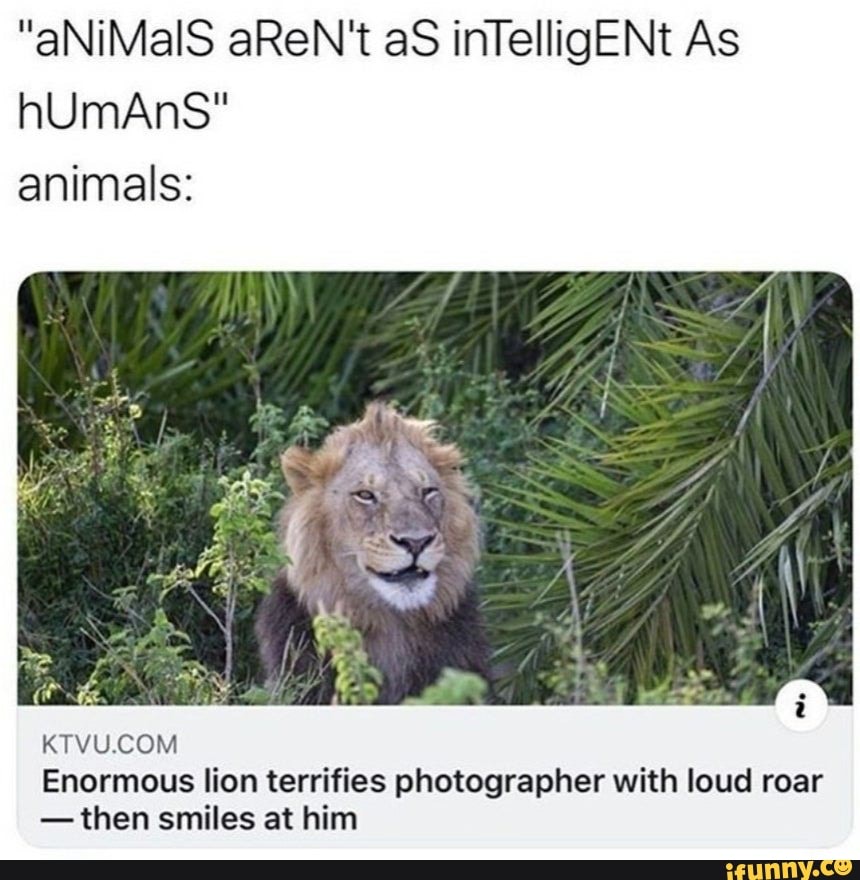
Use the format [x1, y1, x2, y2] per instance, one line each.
[492, 272, 851, 692]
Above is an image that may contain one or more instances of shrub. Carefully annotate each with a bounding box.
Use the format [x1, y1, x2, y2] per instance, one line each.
[312, 613, 383, 706]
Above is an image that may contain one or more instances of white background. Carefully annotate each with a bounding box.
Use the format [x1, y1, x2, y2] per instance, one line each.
[1, 0, 857, 859]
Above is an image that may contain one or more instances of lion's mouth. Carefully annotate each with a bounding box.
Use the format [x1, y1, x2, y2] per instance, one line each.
[367, 564, 431, 585]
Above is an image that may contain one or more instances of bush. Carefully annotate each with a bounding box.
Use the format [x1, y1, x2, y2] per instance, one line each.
[18, 379, 229, 696]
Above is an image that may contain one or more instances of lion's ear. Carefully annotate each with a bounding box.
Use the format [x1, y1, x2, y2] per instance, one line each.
[430, 443, 463, 472]
[280, 446, 315, 494]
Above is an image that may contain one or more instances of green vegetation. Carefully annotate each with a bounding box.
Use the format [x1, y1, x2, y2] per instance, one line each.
[18, 272, 852, 705]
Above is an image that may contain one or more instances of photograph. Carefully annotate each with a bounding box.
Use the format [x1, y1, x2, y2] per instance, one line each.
[17, 271, 852, 706]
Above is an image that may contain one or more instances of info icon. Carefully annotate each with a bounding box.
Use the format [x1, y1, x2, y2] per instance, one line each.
[775, 679, 828, 732]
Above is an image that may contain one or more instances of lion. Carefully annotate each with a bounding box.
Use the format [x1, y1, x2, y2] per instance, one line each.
[255, 402, 491, 704]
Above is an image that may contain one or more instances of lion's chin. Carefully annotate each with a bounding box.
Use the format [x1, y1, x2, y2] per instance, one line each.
[366, 572, 438, 611]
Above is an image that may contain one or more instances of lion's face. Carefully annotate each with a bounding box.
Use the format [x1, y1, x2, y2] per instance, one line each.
[278, 403, 479, 623]
[324, 439, 447, 610]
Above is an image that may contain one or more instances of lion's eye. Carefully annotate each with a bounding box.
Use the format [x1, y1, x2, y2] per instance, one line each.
[422, 487, 440, 500]
[353, 489, 377, 504]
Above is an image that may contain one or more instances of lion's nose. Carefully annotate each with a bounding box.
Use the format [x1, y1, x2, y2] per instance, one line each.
[391, 533, 436, 558]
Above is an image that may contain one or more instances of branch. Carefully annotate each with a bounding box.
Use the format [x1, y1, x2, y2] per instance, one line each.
[187, 583, 227, 636]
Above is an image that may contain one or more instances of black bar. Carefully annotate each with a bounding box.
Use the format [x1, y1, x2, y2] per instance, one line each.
[40, 817, 73, 824]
